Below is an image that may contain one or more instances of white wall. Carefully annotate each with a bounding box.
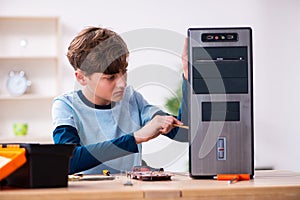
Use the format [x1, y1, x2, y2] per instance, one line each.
[1, 0, 299, 172]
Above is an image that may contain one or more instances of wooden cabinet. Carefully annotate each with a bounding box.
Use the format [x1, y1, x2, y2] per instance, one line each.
[0, 17, 60, 143]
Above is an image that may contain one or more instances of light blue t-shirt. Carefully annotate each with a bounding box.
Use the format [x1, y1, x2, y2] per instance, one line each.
[52, 86, 162, 174]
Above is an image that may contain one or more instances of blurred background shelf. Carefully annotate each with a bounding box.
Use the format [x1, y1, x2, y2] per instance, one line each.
[0, 136, 54, 144]
[0, 94, 56, 100]
[0, 16, 60, 143]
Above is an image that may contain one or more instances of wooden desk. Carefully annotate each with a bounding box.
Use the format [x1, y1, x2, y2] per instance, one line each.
[1, 170, 300, 200]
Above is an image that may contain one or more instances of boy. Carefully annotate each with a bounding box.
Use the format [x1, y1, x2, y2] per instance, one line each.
[52, 27, 188, 174]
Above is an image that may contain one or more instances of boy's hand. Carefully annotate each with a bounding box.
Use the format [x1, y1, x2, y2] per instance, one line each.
[133, 115, 183, 144]
[182, 38, 188, 80]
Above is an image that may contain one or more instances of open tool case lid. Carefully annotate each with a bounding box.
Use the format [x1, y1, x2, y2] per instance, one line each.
[0, 143, 75, 188]
[0, 144, 27, 181]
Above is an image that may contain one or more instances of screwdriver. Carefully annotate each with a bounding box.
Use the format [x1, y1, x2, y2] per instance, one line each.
[172, 124, 189, 130]
[213, 174, 250, 184]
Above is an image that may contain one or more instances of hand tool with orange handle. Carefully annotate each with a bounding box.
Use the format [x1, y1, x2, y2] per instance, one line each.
[213, 174, 250, 184]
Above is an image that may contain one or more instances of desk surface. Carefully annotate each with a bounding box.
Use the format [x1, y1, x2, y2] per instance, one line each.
[1, 170, 300, 200]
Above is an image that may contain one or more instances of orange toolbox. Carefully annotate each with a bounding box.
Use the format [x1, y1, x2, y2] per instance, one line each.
[0, 144, 27, 182]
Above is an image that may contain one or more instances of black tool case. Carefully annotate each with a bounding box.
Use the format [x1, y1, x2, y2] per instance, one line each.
[2, 143, 75, 188]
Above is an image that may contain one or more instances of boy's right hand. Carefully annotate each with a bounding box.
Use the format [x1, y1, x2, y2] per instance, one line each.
[133, 115, 182, 144]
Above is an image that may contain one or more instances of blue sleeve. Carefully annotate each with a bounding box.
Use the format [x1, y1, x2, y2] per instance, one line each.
[53, 125, 139, 174]
[164, 75, 189, 142]
[132, 89, 162, 126]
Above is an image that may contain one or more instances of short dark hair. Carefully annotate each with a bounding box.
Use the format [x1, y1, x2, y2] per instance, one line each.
[67, 27, 128, 76]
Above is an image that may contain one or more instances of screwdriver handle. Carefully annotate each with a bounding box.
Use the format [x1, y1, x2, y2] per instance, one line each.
[215, 174, 250, 181]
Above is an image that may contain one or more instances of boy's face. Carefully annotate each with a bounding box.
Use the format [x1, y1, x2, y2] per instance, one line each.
[78, 70, 127, 105]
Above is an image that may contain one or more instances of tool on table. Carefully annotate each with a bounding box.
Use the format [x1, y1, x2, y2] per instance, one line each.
[102, 169, 111, 176]
[214, 174, 250, 184]
[68, 174, 115, 181]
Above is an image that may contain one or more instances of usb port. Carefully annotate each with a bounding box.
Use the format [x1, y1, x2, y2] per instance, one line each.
[227, 34, 234, 40]
[206, 35, 214, 40]
[217, 137, 226, 160]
